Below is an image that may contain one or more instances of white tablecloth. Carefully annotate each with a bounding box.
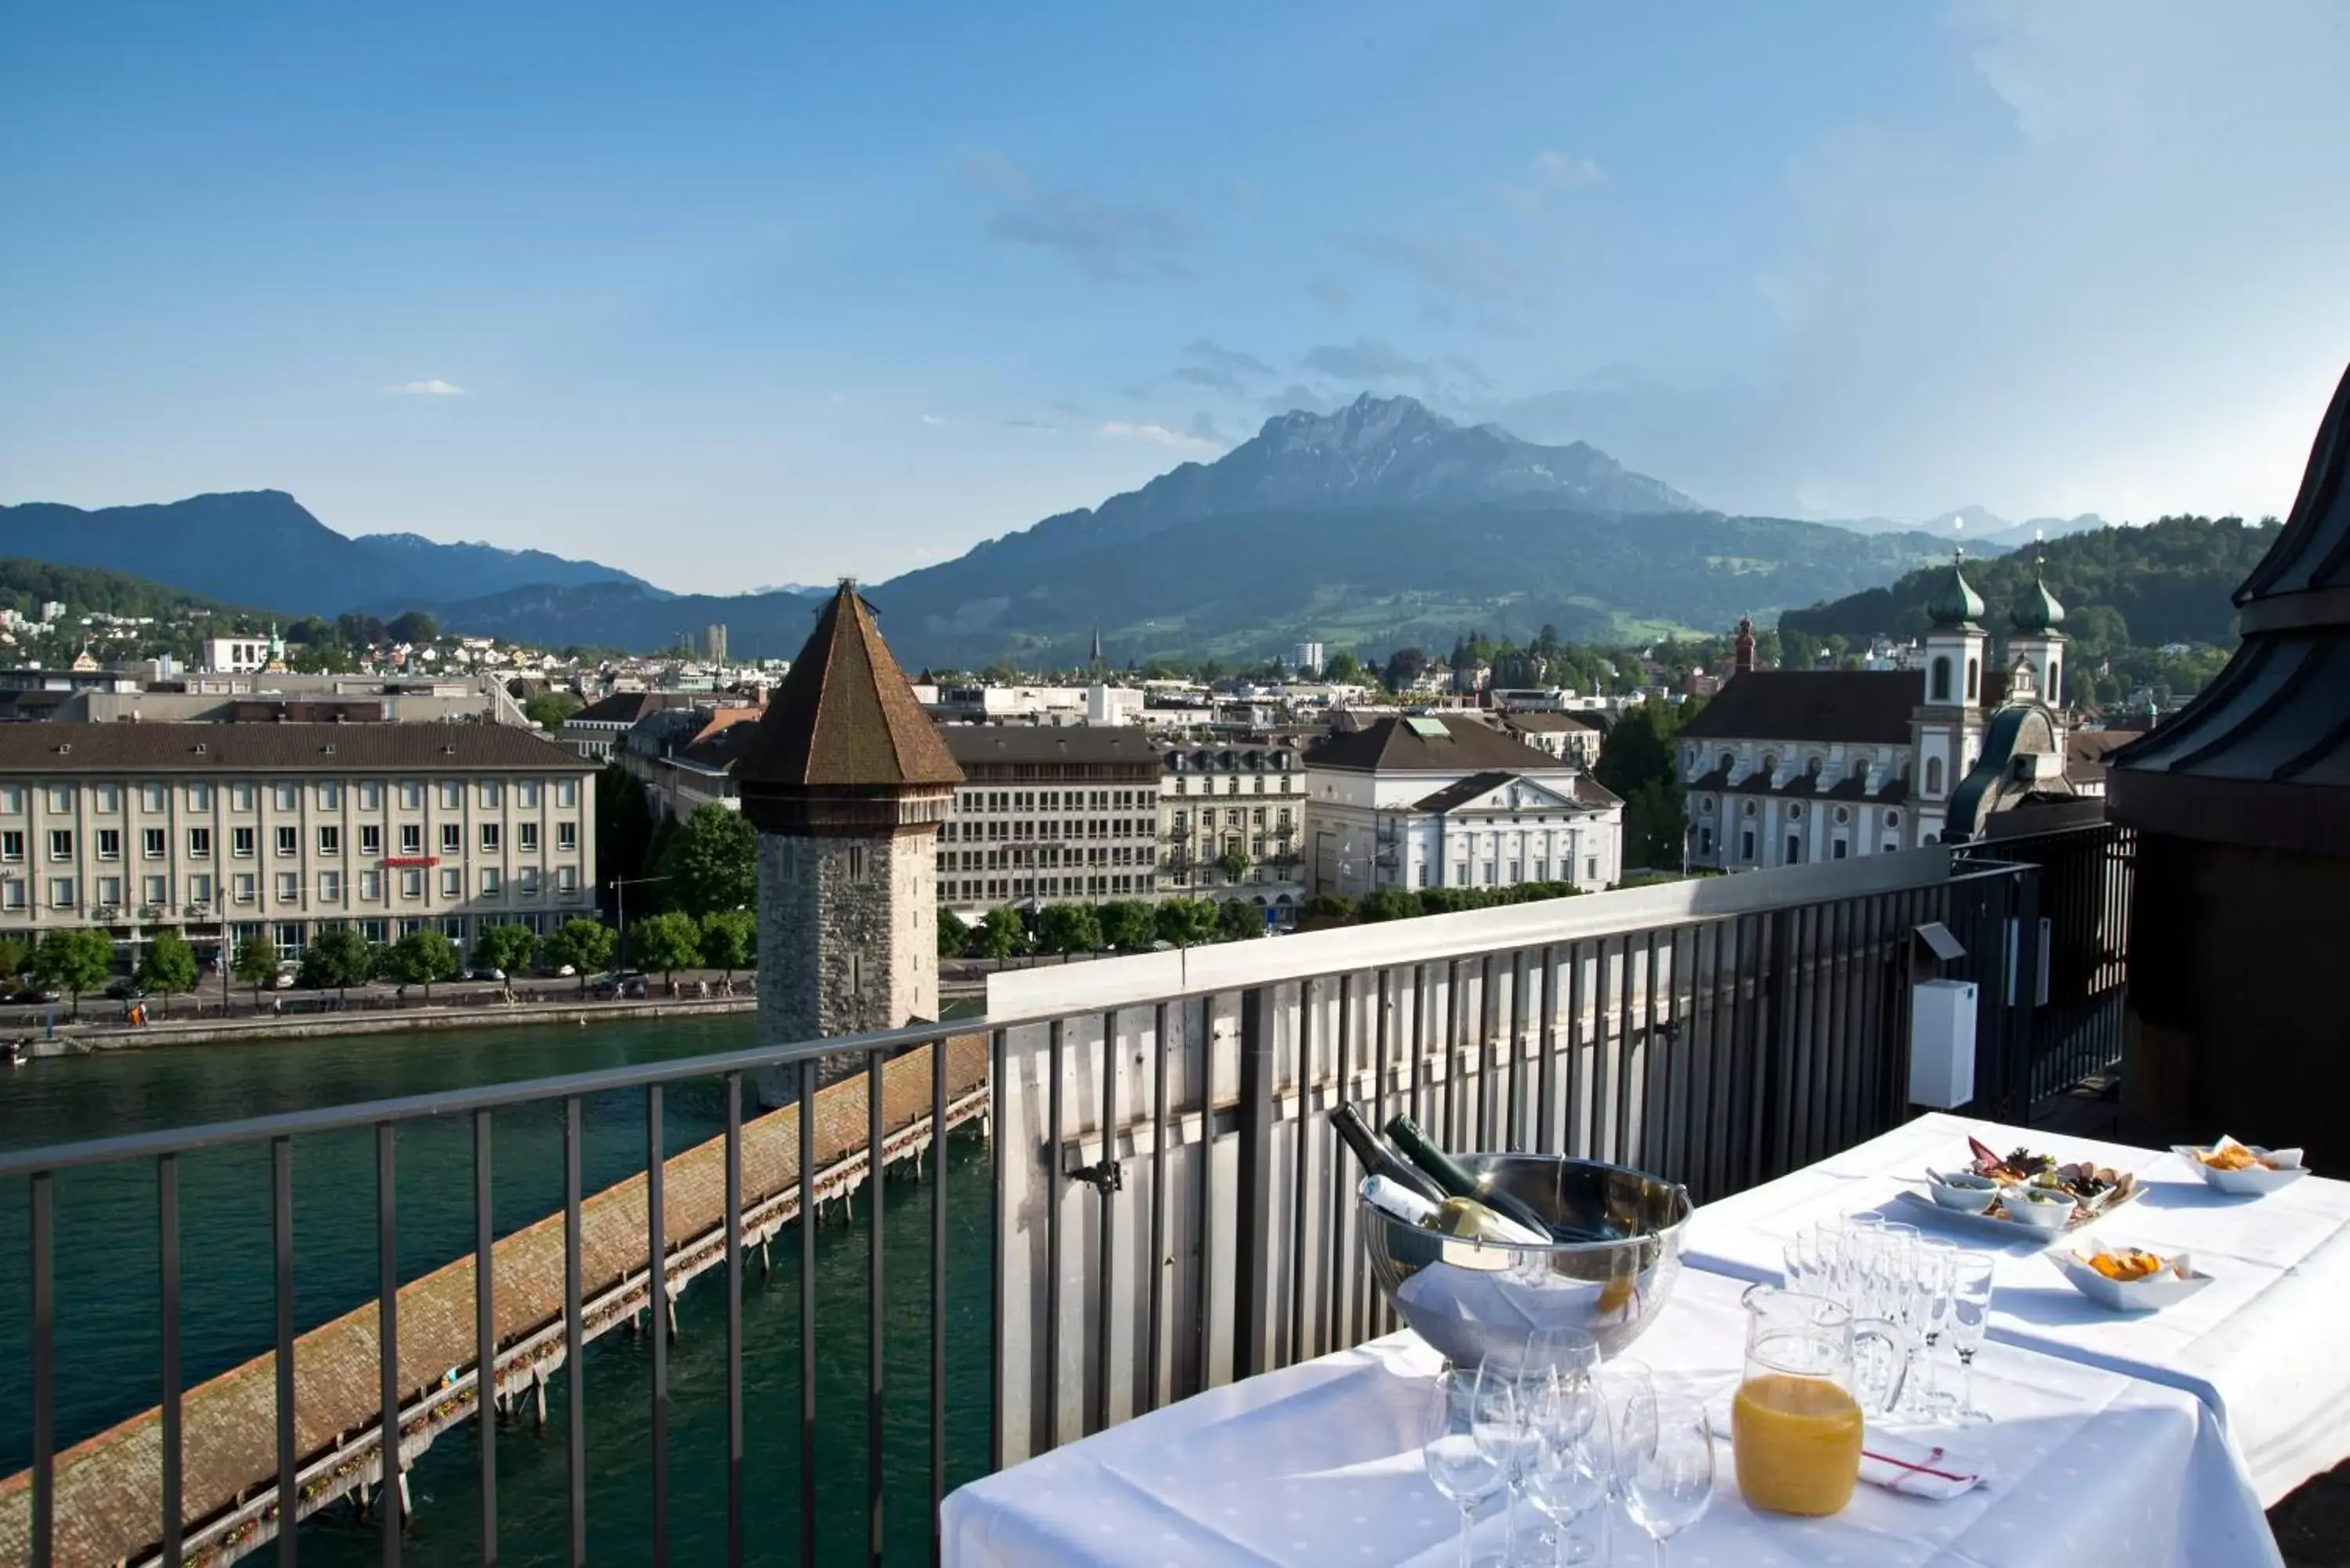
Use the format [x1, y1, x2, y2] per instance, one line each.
[942, 1268, 2280, 1568]
[1674, 1111, 2350, 1505]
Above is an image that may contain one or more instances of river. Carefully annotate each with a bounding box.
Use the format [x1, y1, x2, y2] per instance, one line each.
[0, 1016, 996, 1565]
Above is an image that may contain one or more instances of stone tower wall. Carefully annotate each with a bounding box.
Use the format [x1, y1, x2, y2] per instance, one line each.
[756, 826, 940, 1100]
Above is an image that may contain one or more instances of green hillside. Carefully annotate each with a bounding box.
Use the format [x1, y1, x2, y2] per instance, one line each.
[1778, 515, 2275, 709]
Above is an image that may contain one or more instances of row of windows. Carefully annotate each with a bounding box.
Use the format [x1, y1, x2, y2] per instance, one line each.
[1444, 858, 1600, 887]
[0, 778, 580, 815]
[948, 874, 1150, 901]
[938, 844, 1146, 873]
[956, 788, 1148, 812]
[1695, 800, 1903, 828]
[1171, 807, 1293, 830]
[1166, 775, 1289, 796]
[3, 863, 585, 912]
[1165, 751, 1295, 771]
[0, 821, 580, 862]
[942, 818, 1152, 844]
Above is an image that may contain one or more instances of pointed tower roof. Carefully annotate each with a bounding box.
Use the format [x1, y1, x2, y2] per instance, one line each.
[2013, 553, 2066, 633]
[1927, 550, 1987, 630]
[734, 582, 962, 790]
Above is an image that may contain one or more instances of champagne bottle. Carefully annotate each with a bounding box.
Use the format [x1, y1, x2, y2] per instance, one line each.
[1383, 1115, 1554, 1242]
[1328, 1103, 1445, 1205]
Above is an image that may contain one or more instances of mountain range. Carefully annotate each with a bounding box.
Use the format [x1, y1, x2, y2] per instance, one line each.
[0, 491, 654, 618]
[4, 396, 2009, 661]
[1827, 505, 2109, 552]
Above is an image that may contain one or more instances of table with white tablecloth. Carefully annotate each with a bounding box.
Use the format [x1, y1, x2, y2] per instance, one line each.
[942, 1268, 2281, 1568]
[1673, 1111, 2350, 1505]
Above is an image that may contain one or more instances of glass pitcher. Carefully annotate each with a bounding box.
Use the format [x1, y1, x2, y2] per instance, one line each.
[1731, 1284, 1907, 1516]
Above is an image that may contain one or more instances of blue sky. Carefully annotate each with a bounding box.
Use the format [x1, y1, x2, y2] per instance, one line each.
[5, 0, 2345, 592]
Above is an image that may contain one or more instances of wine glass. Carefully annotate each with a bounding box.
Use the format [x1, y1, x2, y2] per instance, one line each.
[1525, 1325, 1602, 1394]
[1426, 1365, 1517, 1568]
[1618, 1391, 1715, 1566]
[1524, 1375, 1612, 1566]
[1475, 1356, 1547, 1567]
[1947, 1252, 1997, 1425]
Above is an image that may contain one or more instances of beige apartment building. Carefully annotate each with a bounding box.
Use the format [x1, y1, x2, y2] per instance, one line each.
[1158, 736, 1308, 921]
[0, 724, 597, 961]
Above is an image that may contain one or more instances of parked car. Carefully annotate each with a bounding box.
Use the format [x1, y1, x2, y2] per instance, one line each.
[464, 967, 507, 983]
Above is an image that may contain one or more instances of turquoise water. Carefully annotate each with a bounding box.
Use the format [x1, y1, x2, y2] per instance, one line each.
[0, 1017, 996, 1565]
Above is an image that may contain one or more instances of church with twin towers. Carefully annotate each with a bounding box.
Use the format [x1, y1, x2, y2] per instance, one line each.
[1676, 552, 2096, 871]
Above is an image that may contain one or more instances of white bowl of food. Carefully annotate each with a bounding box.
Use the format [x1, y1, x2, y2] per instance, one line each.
[2002, 1185, 2079, 1230]
[2050, 1247, 2213, 1312]
[2172, 1137, 2308, 1196]
[1925, 1169, 2001, 1213]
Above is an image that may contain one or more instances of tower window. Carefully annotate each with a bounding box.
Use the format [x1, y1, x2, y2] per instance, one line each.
[2046, 659, 2061, 701]
[1926, 757, 1944, 796]
[1965, 657, 1979, 701]
[1931, 657, 1951, 703]
[847, 844, 869, 883]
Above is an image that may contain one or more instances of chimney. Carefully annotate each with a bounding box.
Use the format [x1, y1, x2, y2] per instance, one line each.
[1733, 616, 1756, 677]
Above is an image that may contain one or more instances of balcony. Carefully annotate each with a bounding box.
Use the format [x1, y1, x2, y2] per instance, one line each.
[0, 824, 2146, 1565]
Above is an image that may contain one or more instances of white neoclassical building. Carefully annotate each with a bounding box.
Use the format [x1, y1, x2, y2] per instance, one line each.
[1304, 715, 1623, 898]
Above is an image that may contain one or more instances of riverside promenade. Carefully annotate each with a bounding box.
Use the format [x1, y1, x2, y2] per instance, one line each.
[0, 1033, 991, 1568]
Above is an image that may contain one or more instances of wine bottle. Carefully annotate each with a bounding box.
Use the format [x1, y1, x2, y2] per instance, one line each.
[1361, 1173, 1441, 1229]
[1383, 1115, 1554, 1241]
[1328, 1103, 1445, 1204]
[1426, 1195, 1548, 1245]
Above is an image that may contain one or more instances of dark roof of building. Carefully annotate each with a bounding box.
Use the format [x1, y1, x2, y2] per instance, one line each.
[2110, 362, 2350, 855]
[0, 721, 591, 773]
[734, 583, 963, 789]
[566, 690, 699, 728]
[2065, 728, 2137, 786]
[1307, 714, 1566, 773]
[1676, 670, 1923, 746]
[677, 720, 764, 773]
[942, 725, 1163, 770]
[1500, 712, 1599, 734]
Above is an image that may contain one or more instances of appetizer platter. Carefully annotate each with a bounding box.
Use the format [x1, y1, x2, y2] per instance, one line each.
[1897, 1137, 2141, 1241]
[2048, 1245, 2214, 1312]
[2171, 1135, 2309, 1196]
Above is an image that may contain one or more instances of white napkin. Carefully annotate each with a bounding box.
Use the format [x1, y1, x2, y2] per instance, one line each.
[1856, 1432, 1993, 1499]
[1704, 1393, 1996, 1501]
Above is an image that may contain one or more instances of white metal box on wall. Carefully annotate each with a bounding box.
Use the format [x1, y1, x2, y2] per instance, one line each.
[1909, 978, 1979, 1109]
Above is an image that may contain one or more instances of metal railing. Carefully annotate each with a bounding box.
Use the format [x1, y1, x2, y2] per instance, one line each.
[0, 825, 2131, 1566]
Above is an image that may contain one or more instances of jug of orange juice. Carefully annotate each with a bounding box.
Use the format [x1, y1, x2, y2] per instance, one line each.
[1731, 1284, 1907, 1516]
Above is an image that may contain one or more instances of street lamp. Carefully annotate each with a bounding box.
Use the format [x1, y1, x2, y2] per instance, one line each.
[608, 873, 669, 974]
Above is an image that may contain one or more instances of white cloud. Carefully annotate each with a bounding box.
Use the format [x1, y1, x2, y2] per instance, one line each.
[1495, 151, 1607, 216]
[385, 378, 468, 397]
[1097, 420, 1219, 452]
[919, 414, 947, 427]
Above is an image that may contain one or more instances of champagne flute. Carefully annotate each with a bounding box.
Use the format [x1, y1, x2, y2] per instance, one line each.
[1947, 1252, 1997, 1425]
[1425, 1365, 1515, 1568]
[1913, 1237, 1960, 1420]
[1619, 1391, 1714, 1566]
[1524, 1375, 1612, 1566]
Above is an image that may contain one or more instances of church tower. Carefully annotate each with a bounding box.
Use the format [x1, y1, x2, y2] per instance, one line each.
[1910, 551, 1989, 844]
[2006, 554, 2068, 710]
[735, 582, 963, 1101]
